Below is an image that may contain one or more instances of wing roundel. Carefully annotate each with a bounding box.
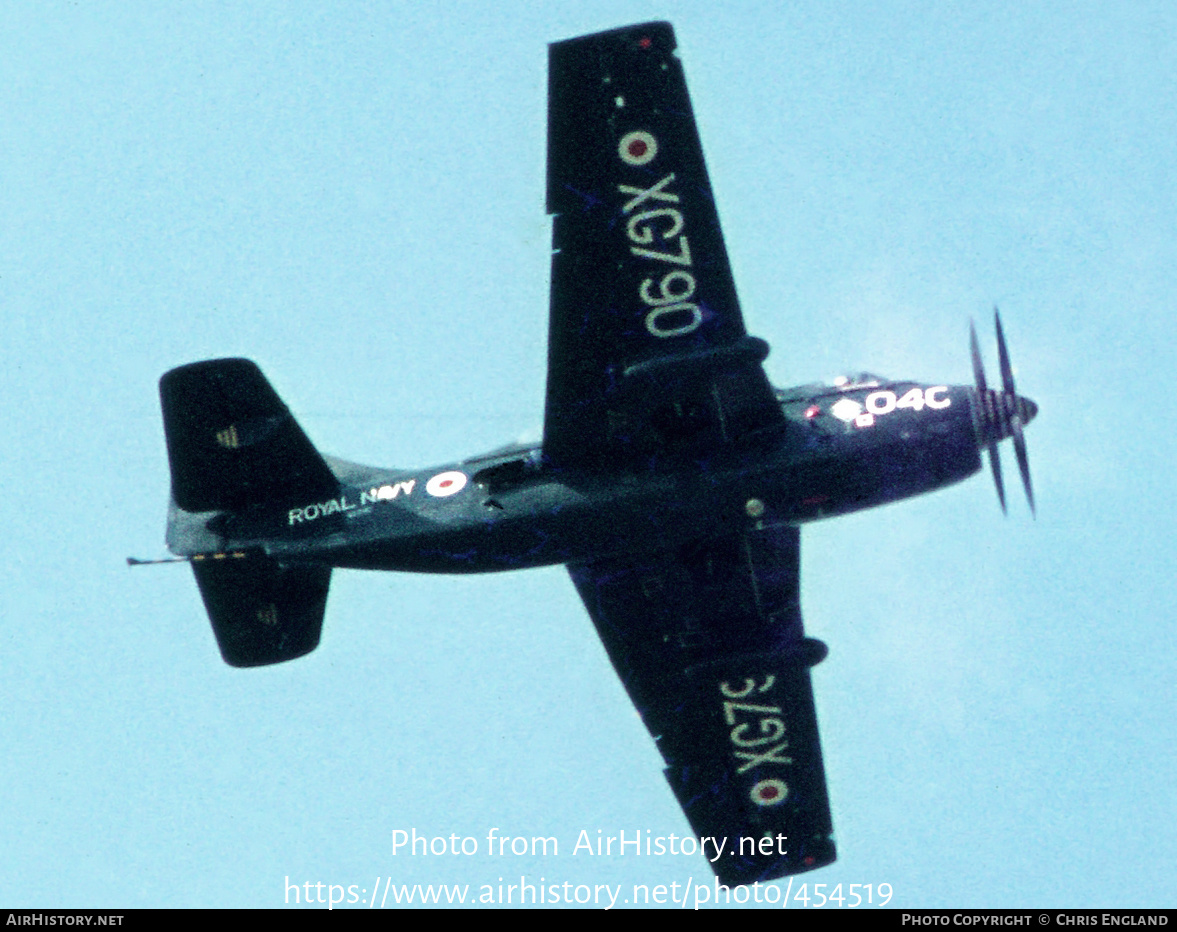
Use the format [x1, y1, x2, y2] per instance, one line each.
[569, 523, 836, 883]
[545, 23, 782, 471]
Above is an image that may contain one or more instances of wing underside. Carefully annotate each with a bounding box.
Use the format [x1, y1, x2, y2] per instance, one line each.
[545, 23, 783, 471]
[569, 523, 836, 883]
[551, 23, 831, 882]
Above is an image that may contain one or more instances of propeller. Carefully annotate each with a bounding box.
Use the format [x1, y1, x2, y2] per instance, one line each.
[970, 319, 1005, 513]
[970, 310, 1037, 516]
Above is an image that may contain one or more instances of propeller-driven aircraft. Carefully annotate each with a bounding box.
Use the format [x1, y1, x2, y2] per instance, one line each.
[138, 22, 1037, 884]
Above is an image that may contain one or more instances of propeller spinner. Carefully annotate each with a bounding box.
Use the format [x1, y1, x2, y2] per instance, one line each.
[970, 311, 1038, 515]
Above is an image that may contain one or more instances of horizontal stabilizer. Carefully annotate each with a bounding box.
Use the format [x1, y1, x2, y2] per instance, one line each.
[161, 359, 338, 512]
[192, 555, 330, 667]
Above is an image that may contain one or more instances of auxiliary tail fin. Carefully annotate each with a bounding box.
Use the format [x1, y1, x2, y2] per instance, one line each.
[190, 555, 330, 667]
[159, 359, 338, 667]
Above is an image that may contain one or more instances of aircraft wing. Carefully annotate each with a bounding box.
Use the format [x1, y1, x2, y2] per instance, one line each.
[545, 23, 783, 471]
[569, 522, 836, 883]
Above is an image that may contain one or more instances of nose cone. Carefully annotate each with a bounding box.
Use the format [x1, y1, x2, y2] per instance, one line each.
[1018, 395, 1038, 427]
[975, 389, 1039, 445]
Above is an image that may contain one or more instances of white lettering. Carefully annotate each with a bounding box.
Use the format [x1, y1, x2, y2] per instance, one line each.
[631, 236, 692, 266]
[896, 387, 925, 411]
[735, 742, 794, 773]
[925, 385, 951, 409]
[618, 173, 679, 213]
[866, 390, 897, 415]
[723, 701, 783, 725]
[287, 495, 362, 525]
[626, 208, 684, 245]
[645, 303, 702, 338]
[639, 270, 695, 306]
[731, 718, 786, 748]
[720, 675, 775, 699]
[367, 480, 418, 504]
[619, 171, 704, 340]
[572, 830, 593, 856]
[861, 386, 952, 420]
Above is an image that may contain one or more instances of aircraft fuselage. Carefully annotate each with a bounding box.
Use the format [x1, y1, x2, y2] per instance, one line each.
[180, 380, 985, 574]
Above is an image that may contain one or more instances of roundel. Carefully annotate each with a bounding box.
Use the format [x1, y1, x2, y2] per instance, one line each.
[750, 778, 788, 807]
[830, 398, 863, 422]
[618, 130, 658, 166]
[426, 471, 468, 497]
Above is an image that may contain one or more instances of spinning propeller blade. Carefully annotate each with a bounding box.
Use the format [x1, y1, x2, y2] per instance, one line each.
[971, 312, 1036, 515]
[995, 311, 1036, 516]
[971, 320, 1005, 513]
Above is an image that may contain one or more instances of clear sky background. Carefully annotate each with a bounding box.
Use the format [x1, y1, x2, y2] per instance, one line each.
[2, 1, 1174, 909]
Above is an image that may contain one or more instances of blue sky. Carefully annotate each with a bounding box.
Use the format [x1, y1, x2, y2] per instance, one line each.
[2, 1, 1174, 909]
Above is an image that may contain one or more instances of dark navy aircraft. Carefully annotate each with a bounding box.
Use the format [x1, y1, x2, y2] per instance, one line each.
[142, 23, 1037, 884]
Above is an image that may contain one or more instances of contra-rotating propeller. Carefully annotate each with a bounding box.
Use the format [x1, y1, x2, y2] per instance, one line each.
[969, 310, 1038, 516]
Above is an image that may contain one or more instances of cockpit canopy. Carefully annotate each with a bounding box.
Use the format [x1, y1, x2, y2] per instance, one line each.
[775, 373, 893, 404]
[831, 372, 888, 390]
